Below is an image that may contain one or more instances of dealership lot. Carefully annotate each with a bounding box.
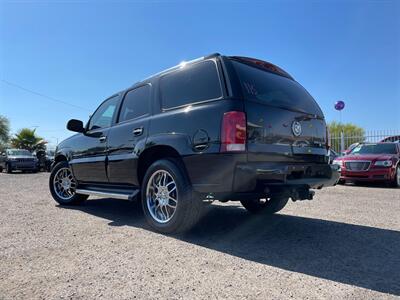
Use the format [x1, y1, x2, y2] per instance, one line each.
[0, 172, 399, 299]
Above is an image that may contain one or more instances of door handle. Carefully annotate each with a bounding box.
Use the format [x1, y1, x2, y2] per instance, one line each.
[99, 136, 107, 143]
[133, 127, 143, 136]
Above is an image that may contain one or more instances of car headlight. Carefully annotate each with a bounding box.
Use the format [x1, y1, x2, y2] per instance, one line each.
[374, 160, 392, 167]
[332, 160, 343, 167]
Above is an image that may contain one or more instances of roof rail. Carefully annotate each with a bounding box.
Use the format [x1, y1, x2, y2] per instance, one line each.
[204, 52, 221, 59]
[139, 53, 221, 83]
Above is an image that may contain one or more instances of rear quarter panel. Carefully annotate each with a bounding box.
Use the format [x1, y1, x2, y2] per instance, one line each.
[148, 97, 245, 188]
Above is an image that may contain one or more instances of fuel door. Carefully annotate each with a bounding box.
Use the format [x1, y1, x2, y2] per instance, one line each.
[192, 129, 210, 152]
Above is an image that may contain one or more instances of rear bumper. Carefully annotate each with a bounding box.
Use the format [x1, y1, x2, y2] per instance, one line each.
[185, 153, 339, 194]
[340, 167, 394, 182]
[232, 162, 339, 192]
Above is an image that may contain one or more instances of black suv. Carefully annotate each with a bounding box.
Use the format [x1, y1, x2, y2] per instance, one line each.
[50, 54, 339, 233]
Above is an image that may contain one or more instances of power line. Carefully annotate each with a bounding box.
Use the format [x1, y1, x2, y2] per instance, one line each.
[1, 79, 91, 111]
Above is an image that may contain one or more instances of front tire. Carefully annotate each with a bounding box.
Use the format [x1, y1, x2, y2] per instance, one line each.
[141, 159, 203, 234]
[241, 196, 289, 214]
[393, 165, 400, 188]
[6, 163, 12, 173]
[49, 161, 88, 205]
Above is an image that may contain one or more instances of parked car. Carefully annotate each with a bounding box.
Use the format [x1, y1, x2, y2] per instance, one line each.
[50, 53, 339, 233]
[0, 149, 38, 173]
[380, 135, 400, 143]
[328, 148, 340, 164]
[36, 149, 55, 172]
[333, 142, 400, 186]
[45, 150, 55, 171]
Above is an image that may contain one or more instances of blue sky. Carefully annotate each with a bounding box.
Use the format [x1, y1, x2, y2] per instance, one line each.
[1, 0, 399, 148]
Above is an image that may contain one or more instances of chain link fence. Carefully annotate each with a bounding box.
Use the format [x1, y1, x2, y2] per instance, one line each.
[330, 130, 400, 153]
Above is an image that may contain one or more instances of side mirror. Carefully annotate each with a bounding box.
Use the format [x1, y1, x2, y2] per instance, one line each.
[67, 119, 85, 133]
[1, 153, 5, 156]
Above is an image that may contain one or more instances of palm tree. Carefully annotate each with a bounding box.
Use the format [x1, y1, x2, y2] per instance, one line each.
[0, 115, 10, 152]
[0, 115, 10, 143]
[11, 128, 47, 152]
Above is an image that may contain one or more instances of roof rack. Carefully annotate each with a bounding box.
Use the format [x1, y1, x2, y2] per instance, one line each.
[139, 53, 221, 83]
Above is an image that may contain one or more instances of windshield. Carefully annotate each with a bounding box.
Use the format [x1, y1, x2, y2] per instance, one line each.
[231, 60, 324, 117]
[351, 144, 397, 155]
[7, 149, 32, 156]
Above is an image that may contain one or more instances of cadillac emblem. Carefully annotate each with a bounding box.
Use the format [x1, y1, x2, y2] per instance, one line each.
[292, 121, 302, 136]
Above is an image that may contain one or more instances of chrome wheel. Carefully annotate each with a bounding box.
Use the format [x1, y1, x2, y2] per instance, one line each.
[53, 167, 76, 200]
[146, 170, 178, 223]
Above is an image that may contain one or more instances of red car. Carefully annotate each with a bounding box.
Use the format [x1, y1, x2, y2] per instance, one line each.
[333, 142, 400, 187]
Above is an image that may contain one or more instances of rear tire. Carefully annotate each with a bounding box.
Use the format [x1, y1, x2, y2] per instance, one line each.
[141, 159, 203, 234]
[0, 166, 3, 172]
[49, 161, 88, 205]
[241, 196, 289, 214]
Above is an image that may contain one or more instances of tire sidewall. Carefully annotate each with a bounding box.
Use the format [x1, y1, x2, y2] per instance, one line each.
[49, 161, 84, 205]
[141, 159, 192, 233]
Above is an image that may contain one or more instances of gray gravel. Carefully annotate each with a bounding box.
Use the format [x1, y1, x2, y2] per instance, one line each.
[0, 172, 399, 299]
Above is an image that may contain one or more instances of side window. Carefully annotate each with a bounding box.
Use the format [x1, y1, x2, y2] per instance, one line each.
[88, 96, 119, 131]
[160, 60, 222, 109]
[119, 85, 151, 122]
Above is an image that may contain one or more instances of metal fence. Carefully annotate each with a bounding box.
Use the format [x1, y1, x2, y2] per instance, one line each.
[330, 130, 400, 153]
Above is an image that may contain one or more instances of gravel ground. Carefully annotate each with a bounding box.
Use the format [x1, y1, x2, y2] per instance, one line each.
[0, 172, 399, 300]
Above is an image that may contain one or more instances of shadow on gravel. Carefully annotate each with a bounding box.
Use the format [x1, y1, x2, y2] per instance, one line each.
[341, 181, 396, 189]
[64, 198, 400, 296]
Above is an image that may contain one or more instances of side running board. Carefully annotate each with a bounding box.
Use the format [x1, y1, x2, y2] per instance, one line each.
[76, 188, 140, 201]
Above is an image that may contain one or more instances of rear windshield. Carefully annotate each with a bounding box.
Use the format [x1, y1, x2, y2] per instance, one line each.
[231, 60, 324, 117]
[351, 144, 397, 155]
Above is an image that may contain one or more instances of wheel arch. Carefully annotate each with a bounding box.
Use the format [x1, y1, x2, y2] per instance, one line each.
[137, 145, 189, 185]
[51, 153, 69, 172]
[54, 154, 68, 164]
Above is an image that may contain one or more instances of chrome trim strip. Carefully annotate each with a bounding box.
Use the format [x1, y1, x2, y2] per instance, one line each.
[143, 56, 206, 81]
[70, 156, 106, 164]
[344, 160, 372, 171]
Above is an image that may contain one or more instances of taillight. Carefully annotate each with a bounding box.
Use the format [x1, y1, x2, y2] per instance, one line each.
[220, 111, 246, 152]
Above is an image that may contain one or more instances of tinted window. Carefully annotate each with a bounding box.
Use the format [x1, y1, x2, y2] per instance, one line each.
[231, 60, 324, 117]
[119, 85, 150, 122]
[88, 96, 119, 130]
[160, 60, 222, 109]
[351, 144, 397, 155]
